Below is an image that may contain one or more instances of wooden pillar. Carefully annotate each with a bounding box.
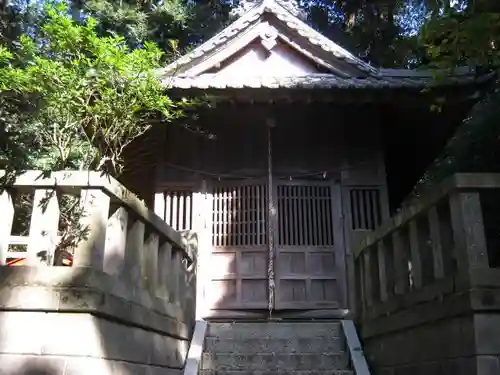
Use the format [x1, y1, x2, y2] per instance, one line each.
[154, 192, 166, 221]
[192, 179, 211, 318]
[332, 183, 348, 309]
[266, 119, 277, 314]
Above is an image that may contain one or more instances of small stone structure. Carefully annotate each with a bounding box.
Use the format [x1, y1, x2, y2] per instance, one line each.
[0, 170, 197, 375]
[355, 173, 500, 375]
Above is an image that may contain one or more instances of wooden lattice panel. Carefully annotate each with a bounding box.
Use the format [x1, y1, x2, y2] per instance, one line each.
[212, 184, 268, 247]
[277, 184, 334, 246]
[350, 188, 382, 230]
[209, 181, 269, 309]
[274, 182, 340, 309]
[158, 189, 193, 231]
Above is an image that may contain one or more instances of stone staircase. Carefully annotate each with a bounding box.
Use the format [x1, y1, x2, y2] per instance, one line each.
[200, 321, 354, 375]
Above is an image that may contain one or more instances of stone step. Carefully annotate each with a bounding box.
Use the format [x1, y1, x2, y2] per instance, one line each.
[206, 322, 342, 340]
[201, 353, 349, 371]
[204, 337, 345, 354]
[200, 371, 354, 375]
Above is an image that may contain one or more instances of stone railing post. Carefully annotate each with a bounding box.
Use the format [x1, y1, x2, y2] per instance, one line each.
[0, 190, 15, 266]
[171, 250, 182, 305]
[392, 229, 409, 295]
[428, 206, 446, 279]
[73, 189, 111, 269]
[124, 217, 145, 283]
[408, 220, 423, 289]
[103, 207, 128, 275]
[363, 250, 374, 307]
[377, 241, 389, 302]
[143, 232, 159, 292]
[157, 241, 172, 300]
[27, 189, 60, 265]
[449, 191, 489, 272]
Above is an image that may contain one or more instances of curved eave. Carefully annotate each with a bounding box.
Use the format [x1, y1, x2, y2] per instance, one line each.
[163, 73, 495, 103]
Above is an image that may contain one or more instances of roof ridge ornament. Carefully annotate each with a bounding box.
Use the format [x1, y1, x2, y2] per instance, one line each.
[230, 0, 307, 21]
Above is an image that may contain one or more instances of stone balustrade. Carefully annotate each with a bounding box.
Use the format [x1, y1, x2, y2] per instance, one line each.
[355, 173, 500, 375]
[0, 170, 198, 375]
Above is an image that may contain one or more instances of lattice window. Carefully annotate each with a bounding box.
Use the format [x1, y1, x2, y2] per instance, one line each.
[277, 185, 334, 246]
[350, 188, 382, 230]
[212, 184, 268, 247]
[159, 189, 193, 231]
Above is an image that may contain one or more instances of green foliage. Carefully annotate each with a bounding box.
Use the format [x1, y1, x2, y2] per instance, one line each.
[409, 89, 500, 201]
[0, 4, 194, 177]
[410, 0, 500, 200]
[79, 0, 234, 55]
[420, 7, 500, 69]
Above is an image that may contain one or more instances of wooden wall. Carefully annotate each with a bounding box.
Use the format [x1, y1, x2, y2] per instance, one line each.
[155, 102, 390, 312]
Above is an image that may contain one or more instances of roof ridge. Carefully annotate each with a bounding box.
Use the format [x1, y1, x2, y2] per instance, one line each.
[158, 0, 382, 78]
[158, 3, 266, 76]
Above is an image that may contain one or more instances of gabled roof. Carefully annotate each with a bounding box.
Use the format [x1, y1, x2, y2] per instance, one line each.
[156, 0, 489, 92]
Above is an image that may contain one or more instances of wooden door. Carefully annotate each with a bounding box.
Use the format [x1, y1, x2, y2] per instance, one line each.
[274, 180, 345, 310]
[207, 179, 345, 311]
[207, 179, 269, 310]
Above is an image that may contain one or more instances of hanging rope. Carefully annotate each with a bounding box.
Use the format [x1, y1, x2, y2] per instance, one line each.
[162, 158, 374, 182]
[266, 121, 275, 318]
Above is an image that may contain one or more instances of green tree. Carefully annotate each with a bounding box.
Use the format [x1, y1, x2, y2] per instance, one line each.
[409, 0, 500, 199]
[0, 3, 194, 177]
[0, 3, 200, 261]
[420, 0, 500, 69]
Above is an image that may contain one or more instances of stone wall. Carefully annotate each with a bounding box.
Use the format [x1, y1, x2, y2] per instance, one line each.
[0, 312, 188, 375]
[360, 292, 500, 375]
[0, 266, 195, 375]
[354, 174, 500, 375]
[0, 170, 198, 375]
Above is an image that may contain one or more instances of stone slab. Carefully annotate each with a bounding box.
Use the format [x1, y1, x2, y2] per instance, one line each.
[200, 371, 354, 375]
[206, 322, 341, 339]
[204, 337, 345, 354]
[201, 353, 349, 371]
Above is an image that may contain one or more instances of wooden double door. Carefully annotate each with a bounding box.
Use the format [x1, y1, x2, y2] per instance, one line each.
[207, 178, 346, 312]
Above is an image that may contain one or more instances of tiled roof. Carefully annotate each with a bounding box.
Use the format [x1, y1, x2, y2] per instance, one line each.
[163, 73, 488, 90]
[157, 0, 377, 78]
[157, 0, 492, 92]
